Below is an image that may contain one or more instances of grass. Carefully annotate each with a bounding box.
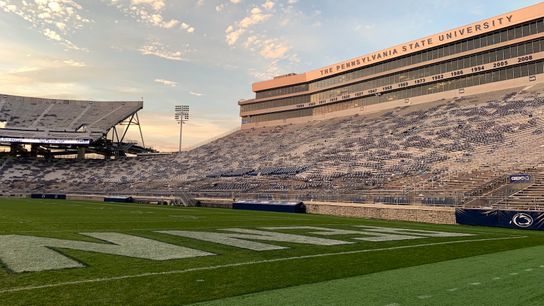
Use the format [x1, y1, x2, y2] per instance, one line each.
[195, 244, 544, 306]
[0, 198, 542, 305]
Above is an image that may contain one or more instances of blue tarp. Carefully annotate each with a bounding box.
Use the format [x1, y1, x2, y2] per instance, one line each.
[233, 200, 306, 213]
[30, 194, 66, 200]
[104, 196, 134, 203]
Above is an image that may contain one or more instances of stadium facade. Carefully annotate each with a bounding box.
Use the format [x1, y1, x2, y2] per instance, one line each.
[239, 3, 544, 128]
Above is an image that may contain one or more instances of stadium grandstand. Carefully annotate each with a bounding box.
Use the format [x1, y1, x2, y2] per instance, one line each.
[5, 3, 544, 305]
[2, 4, 544, 214]
[2, 86, 544, 210]
[0, 94, 154, 158]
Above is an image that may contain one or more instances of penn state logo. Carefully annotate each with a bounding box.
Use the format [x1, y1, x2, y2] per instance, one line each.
[511, 213, 534, 228]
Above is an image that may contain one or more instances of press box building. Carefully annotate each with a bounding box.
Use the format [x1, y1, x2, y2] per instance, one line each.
[239, 3, 544, 128]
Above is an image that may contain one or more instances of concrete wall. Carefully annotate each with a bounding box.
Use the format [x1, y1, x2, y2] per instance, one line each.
[194, 197, 457, 224]
[0, 193, 27, 198]
[196, 198, 233, 208]
[305, 202, 457, 224]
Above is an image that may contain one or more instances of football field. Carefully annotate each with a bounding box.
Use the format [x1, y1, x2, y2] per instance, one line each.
[0, 198, 543, 305]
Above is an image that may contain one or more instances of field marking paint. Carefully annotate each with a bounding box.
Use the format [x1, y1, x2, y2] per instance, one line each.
[264, 226, 471, 242]
[0, 235, 525, 294]
[159, 229, 352, 251]
[417, 295, 432, 299]
[447, 288, 458, 292]
[168, 215, 200, 219]
[0, 233, 214, 273]
[0, 226, 468, 272]
[439, 265, 544, 299]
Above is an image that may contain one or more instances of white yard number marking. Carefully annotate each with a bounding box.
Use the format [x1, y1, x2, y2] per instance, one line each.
[264, 226, 473, 242]
[0, 226, 472, 273]
[0, 233, 213, 273]
[158, 228, 352, 251]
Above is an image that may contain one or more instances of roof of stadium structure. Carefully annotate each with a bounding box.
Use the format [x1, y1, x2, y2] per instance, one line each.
[0, 93, 143, 144]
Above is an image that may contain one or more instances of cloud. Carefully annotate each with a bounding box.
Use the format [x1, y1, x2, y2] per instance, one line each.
[106, 0, 195, 32]
[262, 0, 274, 10]
[248, 60, 282, 80]
[222, 1, 299, 80]
[43, 28, 62, 41]
[9, 66, 40, 73]
[138, 41, 185, 61]
[225, 3, 273, 46]
[354, 24, 375, 32]
[154, 78, 177, 87]
[244, 36, 290, 59]
[0, 0, 90, 50]
[63, 59, 86, 67]
[0, 49, 96, 100]
[189, 91, 205, 96]
[181, 22, 195, 33]
[130, 0, 165, 11]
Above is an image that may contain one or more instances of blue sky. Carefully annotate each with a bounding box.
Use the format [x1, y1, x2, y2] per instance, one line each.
[0, 0, 540, 151]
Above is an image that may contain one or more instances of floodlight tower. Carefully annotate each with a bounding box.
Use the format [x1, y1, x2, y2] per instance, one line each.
[174, 105, 189, 152]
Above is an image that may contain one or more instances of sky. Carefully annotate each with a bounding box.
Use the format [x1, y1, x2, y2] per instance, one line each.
[0, 0, 541, 152]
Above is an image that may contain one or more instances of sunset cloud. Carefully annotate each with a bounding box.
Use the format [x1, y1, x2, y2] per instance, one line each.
[106, 0, 195, 32]
[138, 41, 185, 61]
[0, 0, 90, 50]
[154, 78, 178, 87]
[225, 5, 273, 46]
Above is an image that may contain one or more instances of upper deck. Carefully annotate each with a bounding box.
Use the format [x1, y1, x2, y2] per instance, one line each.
[252, 2, 544, 93]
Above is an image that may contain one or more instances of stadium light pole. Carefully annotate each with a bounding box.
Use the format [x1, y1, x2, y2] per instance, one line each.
[174, 105, 190, 153]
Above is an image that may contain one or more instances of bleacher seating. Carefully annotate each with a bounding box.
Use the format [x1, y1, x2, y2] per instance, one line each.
[0, 94, 142, 142]
[3, 85, 544, 209]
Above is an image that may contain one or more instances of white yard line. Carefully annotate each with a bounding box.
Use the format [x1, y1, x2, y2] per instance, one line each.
[0, 235, 526, 294]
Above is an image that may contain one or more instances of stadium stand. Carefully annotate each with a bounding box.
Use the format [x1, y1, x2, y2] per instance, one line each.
[3, 85, 544, 210]
[494, 171, 544, 210]
[0, 94, 151, 158]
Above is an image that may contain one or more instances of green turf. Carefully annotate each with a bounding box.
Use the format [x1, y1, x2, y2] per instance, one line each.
[0, 198, 543, 305]
[195, 244, 544, 306]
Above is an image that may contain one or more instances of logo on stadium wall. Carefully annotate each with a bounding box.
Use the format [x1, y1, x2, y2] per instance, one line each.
[510, 213, 534, 228]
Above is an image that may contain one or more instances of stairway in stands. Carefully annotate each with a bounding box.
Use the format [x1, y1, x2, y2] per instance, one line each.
[494, 171, 544, 211]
